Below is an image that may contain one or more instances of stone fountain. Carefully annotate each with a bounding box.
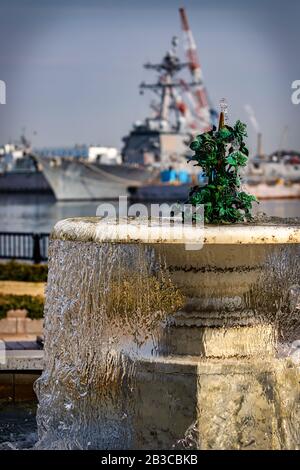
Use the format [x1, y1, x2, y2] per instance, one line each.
[35, 217, 300, 450]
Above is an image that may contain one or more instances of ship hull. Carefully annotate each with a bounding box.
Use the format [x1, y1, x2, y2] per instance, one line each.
[38, 157, 157, 200]
[129, 182, 300, 202]
[0, 171, 52, 193]
[245, 183, 300, 200]
[38, 154, 300, 202]
[129, 184, 191, 201]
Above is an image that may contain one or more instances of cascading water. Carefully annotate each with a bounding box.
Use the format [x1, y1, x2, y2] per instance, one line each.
[35, 240, 184, 449]
[35, 219, 300, 450]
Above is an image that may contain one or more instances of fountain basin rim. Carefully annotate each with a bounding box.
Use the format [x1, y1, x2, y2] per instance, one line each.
[51, 217, 300, 245]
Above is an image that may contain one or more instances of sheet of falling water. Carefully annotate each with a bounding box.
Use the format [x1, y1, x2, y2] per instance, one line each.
[35, 240, 300, 449]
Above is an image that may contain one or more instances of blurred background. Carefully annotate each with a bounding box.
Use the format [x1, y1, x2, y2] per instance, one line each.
[0, 0, 300, 449]
[0, 1, 299, 443]
[0, 0, 300, 235]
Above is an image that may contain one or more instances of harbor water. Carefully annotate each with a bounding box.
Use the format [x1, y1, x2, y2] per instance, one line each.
[0, 194, 300, 232]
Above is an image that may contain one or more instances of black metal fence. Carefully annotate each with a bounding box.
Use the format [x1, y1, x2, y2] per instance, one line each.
[0, 232, 49, 263]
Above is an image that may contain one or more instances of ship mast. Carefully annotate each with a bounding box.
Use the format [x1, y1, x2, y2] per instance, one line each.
[139, 8, 216, 134]
[140, 37, 194, 132]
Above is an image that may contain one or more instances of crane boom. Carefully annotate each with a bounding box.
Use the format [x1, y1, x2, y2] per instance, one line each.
[179, 7, 213, 131]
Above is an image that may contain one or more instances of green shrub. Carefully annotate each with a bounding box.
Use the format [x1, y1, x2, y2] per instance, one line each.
[0, 294, 44, 320]
[187, 116, 257, 223]
[0, 261, 48, 282]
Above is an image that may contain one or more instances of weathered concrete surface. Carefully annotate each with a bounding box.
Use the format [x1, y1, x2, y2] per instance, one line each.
[52, 217, 300, 245]
[155, 243, 280, 357]
[159, 324, 276, 357]
[133, 356, 300, 450]
[0, 350, 44, 371]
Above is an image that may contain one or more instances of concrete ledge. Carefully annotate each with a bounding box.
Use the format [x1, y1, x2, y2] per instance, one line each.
[0, 350, 43, 401]
[52, 217, 300, 245]
[0, 350, 44, 371]
[133, 355, 299, 449]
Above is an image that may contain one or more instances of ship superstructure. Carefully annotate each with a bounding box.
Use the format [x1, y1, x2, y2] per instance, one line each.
[122, 9, 217, 167]
[38, 8, 217, 200]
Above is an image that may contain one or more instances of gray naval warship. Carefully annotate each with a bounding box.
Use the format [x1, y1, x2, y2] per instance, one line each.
[36, 7, 217, 201]
[37, 6, 300, 202]
[0, 135, 51, 194]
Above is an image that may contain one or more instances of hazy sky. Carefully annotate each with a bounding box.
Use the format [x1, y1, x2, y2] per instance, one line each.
[0, 0, 299, 154]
